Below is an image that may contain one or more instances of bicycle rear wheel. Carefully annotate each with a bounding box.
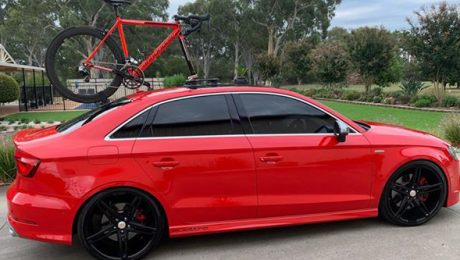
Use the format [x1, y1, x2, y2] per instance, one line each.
[45, 27, 125, 104]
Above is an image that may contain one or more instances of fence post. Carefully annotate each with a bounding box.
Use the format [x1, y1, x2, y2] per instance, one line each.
[41, 71, 46, 106]
[33, 70, 38, 109]
[21, 68, 28, 112]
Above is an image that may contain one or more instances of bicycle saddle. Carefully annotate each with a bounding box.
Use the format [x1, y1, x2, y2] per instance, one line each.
[102, 0, 132, 7]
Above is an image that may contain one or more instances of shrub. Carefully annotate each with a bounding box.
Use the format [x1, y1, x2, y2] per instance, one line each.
[411, 94, 437, 107]
[344, 90, 361, 101]
[302, 88, 317, 97]
[0, 73, 20, 103]
[369, 87, 384, 97]
[396, 95, 411, 105]
[270, 74, 284, 88]
[20, 118, 30, 124]
[400, 80, 427, 97]
[443, 95, 458, 107]
[372, 96, 383, 103]
[414, 98, 433, 108]
[442, 114, 460, 147]
[0, 138, 15, 183]
[163, 74, 186, 88]
[383, 97, 396, 104]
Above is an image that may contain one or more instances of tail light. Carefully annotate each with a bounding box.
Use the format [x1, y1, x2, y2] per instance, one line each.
[15, 155, 40, 178]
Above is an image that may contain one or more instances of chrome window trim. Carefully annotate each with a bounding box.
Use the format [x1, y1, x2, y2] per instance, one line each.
[104, 92, 361, 141]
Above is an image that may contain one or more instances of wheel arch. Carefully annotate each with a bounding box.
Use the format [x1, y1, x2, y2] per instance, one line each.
[378, 158, 449, 209]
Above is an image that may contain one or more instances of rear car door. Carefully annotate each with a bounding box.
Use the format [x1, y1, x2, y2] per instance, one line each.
[234, 93, 374, 218]
[127, 94, 257, 224]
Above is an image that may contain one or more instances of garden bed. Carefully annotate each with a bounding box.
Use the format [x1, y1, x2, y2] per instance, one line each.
[317, 98, 460, 113]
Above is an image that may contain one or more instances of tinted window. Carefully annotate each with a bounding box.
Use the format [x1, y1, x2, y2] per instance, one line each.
[144, 95, 238, 137]
[240, 94, 336, 134]
[111, 109, 151, 139]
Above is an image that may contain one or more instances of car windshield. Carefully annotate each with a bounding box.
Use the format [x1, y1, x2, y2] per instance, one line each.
[57, 98, 132, 133]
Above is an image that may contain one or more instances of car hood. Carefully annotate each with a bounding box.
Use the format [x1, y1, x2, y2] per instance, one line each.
[358, 121, 449, 148]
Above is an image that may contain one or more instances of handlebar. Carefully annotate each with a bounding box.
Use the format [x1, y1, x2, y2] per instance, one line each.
[174, 14, 210, 36]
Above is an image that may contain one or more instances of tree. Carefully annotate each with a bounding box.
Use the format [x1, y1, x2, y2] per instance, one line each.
[256, 53, 281, 84]
[248, 0, 341, 57]
[327, 27, 349, 42]
[283, 39, 318, 85]
[1, 0, 57, 65]
[347, 27, 399, 93]
[310, 42, 350, 88]
[406, 2, 460, 103]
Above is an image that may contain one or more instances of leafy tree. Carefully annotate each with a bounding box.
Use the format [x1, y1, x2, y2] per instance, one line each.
[310, 42, 350, 88]
[256, 54, 281, 84]
[1, 0, 57, 65]
[347, 27, 399, 93]
[406, 2, 460, 104]
[248, 0, 341, 57]
[327, 27, 349, 42]
[283, 39, 318, 85]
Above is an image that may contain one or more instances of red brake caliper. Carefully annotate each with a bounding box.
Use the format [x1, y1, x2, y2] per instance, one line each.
[419, 177, 429, 202]
[135, 209, 146, 223]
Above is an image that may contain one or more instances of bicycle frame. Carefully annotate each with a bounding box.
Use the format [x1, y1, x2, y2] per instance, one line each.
[84, 16, 196, 76]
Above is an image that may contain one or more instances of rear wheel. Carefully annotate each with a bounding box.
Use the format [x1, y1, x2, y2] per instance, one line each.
[379, 161, 447, 226]
[45, 27, 124, 104]
[78, 188, 165, 260]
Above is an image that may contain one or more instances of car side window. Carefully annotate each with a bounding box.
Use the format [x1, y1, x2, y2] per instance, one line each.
[142, 95, 240, 137]
[111, 109, 151, 139]
[239, 94, 337, 134]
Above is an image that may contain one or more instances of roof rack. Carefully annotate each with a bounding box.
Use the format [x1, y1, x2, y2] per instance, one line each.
[184, 77, 249, 89]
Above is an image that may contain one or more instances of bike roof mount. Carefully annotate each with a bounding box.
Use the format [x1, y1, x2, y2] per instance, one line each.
[184, 77, 249, 89]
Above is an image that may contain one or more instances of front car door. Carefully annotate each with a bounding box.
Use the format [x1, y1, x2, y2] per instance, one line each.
[234, 93, 374, 218]
[127, 94, 257, 225]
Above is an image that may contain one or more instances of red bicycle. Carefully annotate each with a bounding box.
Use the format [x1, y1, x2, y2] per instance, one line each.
[45, 0, 209, 103]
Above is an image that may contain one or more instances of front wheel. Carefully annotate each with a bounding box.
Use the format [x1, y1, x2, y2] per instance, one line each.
[78, 188, 165, 260]
[45, 27, 125, 104]
[379, 161, 447, 226]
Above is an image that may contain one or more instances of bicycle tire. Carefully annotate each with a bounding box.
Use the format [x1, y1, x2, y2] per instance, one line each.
[45, 26, 125, 104]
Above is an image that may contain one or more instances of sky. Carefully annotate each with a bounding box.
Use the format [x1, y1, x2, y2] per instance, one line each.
[167, 0, 460, 31]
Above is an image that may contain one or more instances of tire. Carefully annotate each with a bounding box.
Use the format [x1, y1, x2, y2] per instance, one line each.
[45, 27, 124, 104]
[77, 188, 165, 260]
[379, 161, 447, 226]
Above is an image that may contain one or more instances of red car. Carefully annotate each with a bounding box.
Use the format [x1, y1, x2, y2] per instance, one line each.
[7, 86, 460, 259]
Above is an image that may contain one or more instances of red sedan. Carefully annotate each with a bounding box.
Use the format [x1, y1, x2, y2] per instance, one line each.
[7, 86, 460, 259]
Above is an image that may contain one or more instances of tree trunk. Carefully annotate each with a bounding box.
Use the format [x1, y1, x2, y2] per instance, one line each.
[234, 42, 240, 78]
[267, 27, 275, 56]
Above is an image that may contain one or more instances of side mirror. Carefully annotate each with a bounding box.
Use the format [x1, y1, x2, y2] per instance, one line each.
[334, 120, 349, 143]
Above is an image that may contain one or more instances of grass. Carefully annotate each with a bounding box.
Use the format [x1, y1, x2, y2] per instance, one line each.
[322, 101, 445, 136]
[2, 111, 86, 122]
[0, 137, 15, 184]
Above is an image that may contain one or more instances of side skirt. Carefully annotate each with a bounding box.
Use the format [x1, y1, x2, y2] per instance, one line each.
[169, 208, 378, 238]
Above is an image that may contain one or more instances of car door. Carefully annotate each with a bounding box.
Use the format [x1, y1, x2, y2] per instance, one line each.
[130, 94, 257, 224]
[234, 93, 374, 218]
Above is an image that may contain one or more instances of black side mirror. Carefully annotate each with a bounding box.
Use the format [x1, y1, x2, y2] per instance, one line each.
[334, 120, 349, 143]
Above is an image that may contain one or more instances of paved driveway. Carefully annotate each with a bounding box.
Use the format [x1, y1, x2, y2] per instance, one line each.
[1, 186, 460, 260]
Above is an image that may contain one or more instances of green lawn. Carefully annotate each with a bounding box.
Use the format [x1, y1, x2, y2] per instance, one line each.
[3, 111, 86, 122]
[322, 101, 446, 136]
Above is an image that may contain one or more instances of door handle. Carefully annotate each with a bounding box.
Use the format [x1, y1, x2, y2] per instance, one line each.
[153, 159, 180, 169]
[260, 154, 283, 164]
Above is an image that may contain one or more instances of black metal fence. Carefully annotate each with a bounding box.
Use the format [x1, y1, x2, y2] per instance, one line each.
[19, 74, 164, 112]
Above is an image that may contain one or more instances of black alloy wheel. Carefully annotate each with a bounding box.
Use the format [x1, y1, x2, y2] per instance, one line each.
[380, 161, 447, 226]
[78, 188, 165, 260]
